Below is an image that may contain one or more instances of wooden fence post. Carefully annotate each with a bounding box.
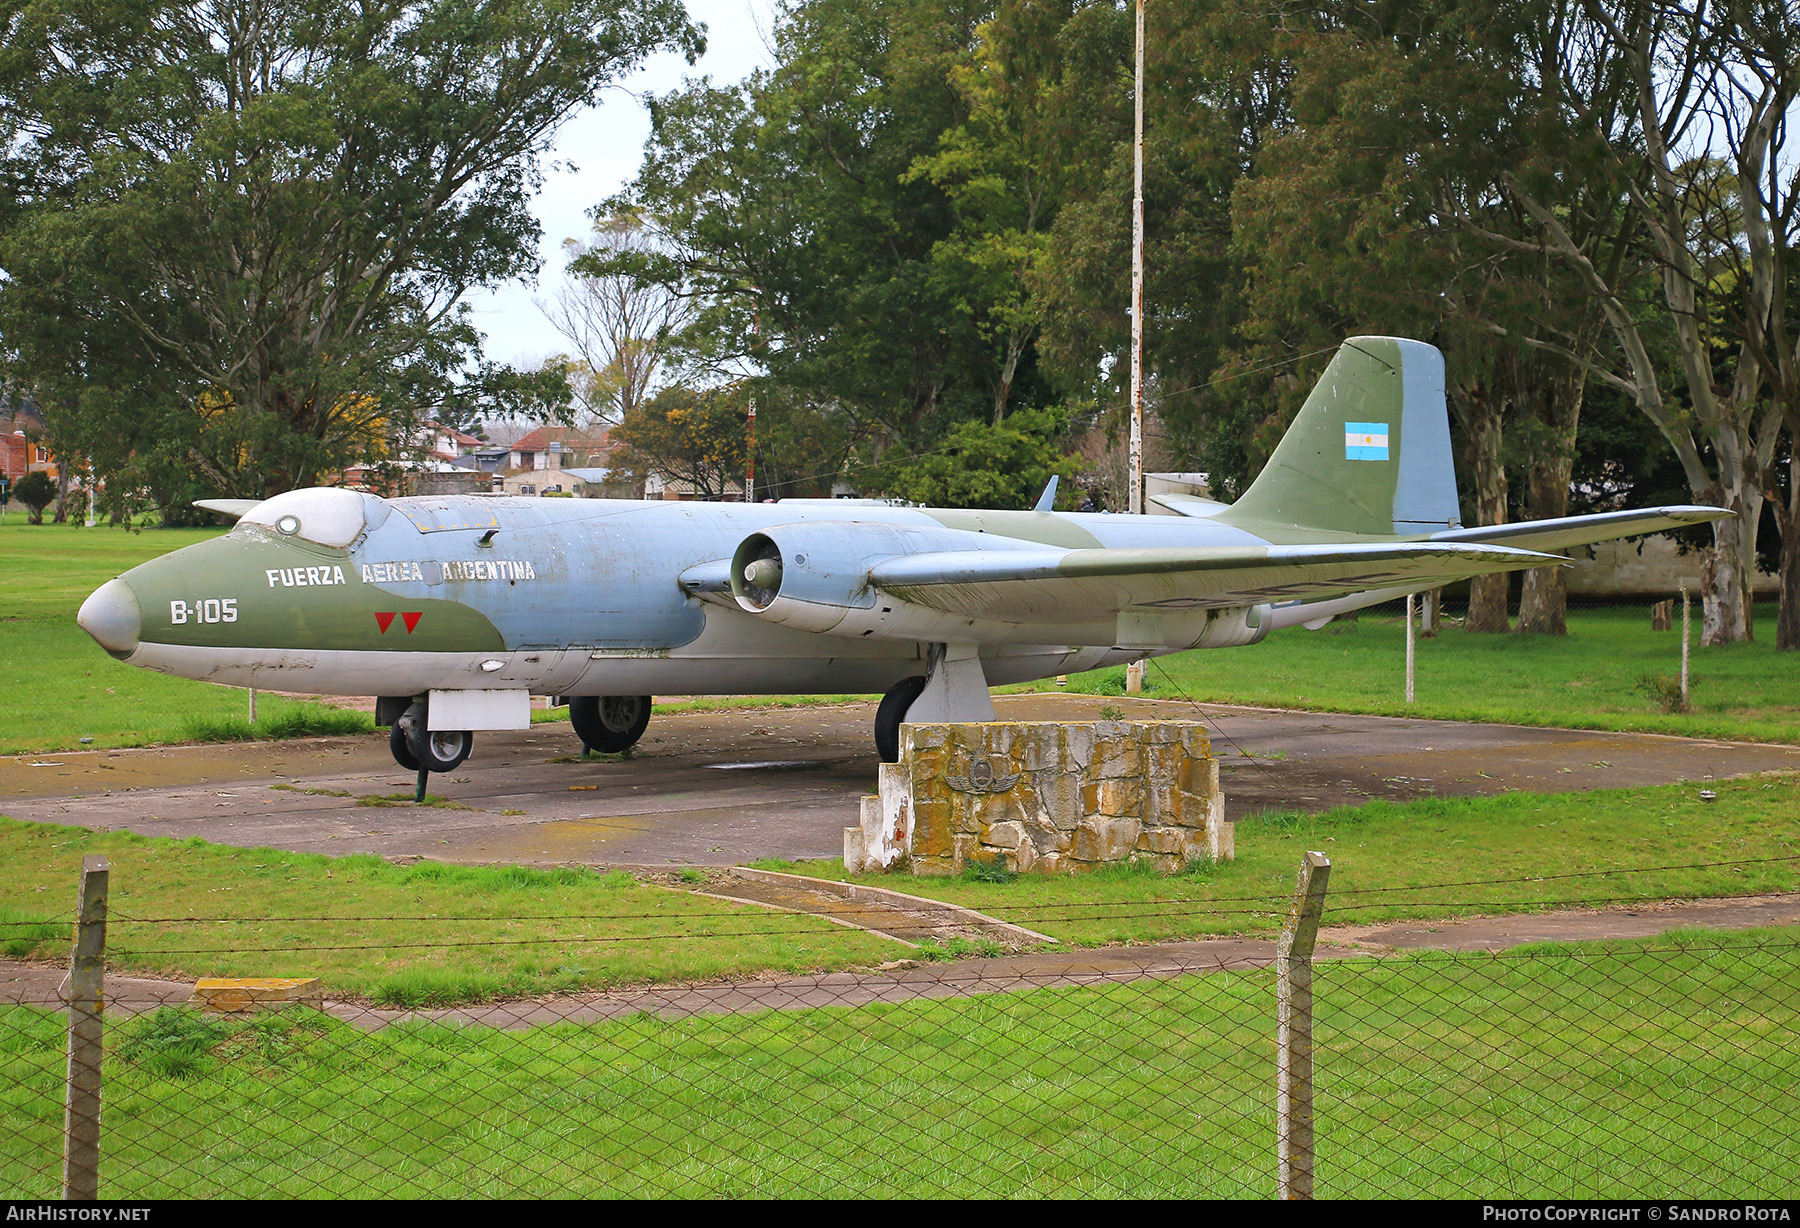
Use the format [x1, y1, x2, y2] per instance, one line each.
[1277, 850, 1331, 1200]
[63, 854, 108, 1201]
[1680, 584, 1691, 711]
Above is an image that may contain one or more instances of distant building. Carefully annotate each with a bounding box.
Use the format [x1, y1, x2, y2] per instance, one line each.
[1567, 538, 1778, 599]
[560, 467, 639, 499]
[0, 397, 57, 485]
[494, 426, 616, 495]
[642, 471, 744, 501]
[505, 426, 611, 471]
[341, 458, 485, 496]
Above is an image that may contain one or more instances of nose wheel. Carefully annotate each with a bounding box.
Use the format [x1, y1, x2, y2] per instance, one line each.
[389, 701, 474, 787]
[412, 727, 474, 773]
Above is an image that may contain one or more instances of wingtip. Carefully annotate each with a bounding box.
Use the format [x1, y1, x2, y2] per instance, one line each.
[1664, 504, 1735, 523]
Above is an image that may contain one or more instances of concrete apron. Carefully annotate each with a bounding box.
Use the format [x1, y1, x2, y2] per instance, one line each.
[2, 695, 1797, 870]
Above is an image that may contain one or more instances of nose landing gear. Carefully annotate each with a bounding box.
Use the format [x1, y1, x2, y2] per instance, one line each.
[385, 698, 475, 798]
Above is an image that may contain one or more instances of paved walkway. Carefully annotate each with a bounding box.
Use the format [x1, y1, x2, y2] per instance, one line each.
[6, 892, 1792, 1030]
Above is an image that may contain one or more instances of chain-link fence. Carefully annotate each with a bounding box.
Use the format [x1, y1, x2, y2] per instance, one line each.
[3, 858, 1798, 1199]
[1310, 939, 1799, 1199]
[1, 957, 1280, 1198]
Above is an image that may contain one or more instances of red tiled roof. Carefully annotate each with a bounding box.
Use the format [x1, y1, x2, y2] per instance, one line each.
[510, 425, 610, 452]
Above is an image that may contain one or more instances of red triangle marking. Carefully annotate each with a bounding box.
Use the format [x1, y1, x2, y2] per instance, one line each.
[402, 612, 422, 634]
[374, 612, 395, 634]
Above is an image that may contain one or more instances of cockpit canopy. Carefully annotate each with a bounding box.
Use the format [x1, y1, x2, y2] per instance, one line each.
[236, 488, 375, 548]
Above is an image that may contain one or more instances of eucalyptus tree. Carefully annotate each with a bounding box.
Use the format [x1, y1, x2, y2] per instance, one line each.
[1210, 0, 1648, 635]
[544, 210, 697, 426]
[1489, 0, 1797, 645]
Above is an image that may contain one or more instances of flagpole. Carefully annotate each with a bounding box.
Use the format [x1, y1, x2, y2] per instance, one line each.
[1126, 0, 1147, 697]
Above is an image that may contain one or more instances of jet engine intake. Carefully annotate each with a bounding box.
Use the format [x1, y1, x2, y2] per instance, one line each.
[732, 534, 785, 610]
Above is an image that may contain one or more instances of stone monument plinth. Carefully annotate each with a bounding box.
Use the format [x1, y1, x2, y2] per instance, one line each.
[845, 720, 1230, 876]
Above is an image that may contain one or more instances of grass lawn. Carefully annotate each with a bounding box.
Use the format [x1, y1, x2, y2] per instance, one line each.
[787, 773, 1800, 944]
[3, 775, 1795, 997]
[0, 820, 899, 1005]
[1, 928, 1793, 1198]
[1008, 599, 1800, 745]
[0, 520, 371, 754]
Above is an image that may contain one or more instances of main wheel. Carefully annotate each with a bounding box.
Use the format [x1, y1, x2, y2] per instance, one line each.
[570, 695, 652, 754]
[875, 675, 928, 763]
[389, 722, 420, 772]
[408, 726, 474, 773]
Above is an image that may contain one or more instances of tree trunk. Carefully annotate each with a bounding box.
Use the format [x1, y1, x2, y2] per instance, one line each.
[1700, 474, 1752, 647]
[50, 467, 71, 524]
[1517, 360, 1582, 637]
[1776, 455, 1800, 651]
[1454, 383, 1510, 634]
[1518, 567, 1567, 636]
[1739, 486, 1763, 643]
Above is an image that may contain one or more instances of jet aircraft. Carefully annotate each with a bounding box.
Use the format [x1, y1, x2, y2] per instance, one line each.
[77, 337, 1728, 775]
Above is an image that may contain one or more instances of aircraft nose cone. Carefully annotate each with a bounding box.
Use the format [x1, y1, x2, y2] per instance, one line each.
[78, 578, 142, 657]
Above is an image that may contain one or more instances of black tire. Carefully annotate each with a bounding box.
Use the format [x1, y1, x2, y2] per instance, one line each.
[569, 695, 652, 754]
[408, 726, 474, 773]
[389, 722, 420, 772]
[875, 675, 928, 763]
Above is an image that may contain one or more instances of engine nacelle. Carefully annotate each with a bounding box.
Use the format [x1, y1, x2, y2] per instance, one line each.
[1190, 603, 1273, 649]
[725, 521, 1277, 648]
[730, 521, 1011, 640]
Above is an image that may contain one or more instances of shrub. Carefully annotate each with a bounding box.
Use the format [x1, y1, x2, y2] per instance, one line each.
[1637, 673, 1692, 714]
[12, 470, 56, 523]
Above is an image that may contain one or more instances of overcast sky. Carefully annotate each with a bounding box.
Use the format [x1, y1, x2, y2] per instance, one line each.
[462, 1, 779, 368]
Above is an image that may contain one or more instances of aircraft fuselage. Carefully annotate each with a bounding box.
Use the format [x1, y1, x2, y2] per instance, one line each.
[80, 490, 1280, 699]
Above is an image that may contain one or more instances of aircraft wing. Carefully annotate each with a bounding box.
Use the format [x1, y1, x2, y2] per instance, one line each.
[1428, 506, 1728, 552]
[867, 541, 1563, 623]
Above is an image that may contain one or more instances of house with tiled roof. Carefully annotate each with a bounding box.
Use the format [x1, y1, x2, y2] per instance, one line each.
[494, 426, 617, 495]
[506, 426, 612, 472]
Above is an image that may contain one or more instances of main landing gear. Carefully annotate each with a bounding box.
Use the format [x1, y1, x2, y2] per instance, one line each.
[874, 645, 997, 762]
[875, 677, 927, 763]
[570, 695, 653, 755]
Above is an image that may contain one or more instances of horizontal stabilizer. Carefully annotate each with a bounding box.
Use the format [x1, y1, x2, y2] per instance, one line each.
[1148, 492, 1229, 518]
[193, 498, 264, 520]
[1429, 506, 1730, 553]
[869, 541, 1563, 623]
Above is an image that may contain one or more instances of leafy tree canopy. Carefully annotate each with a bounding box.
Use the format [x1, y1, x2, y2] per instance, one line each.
[611, 384, 748, 501]
[868, 404, 1080, 509]
[0, 0, 700, 498]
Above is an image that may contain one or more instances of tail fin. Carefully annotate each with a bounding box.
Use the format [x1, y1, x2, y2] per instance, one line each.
[1217, 337, 1461, 537]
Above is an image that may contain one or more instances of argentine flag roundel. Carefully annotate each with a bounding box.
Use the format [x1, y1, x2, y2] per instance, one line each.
[1345, 422, 1390, 461]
